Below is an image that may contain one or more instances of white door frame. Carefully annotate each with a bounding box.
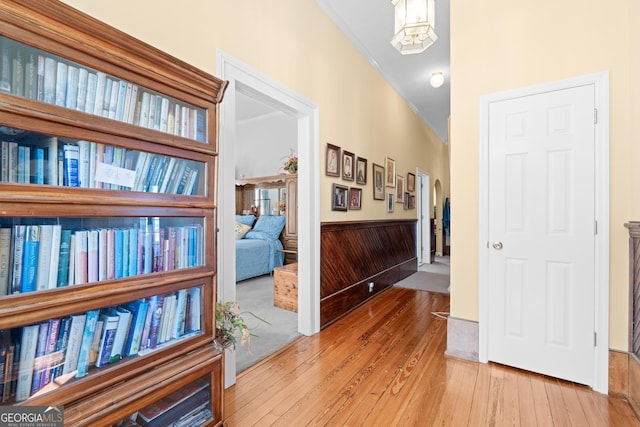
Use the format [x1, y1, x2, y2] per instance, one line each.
[478, 71, 610, 393]
[217, 50, 321, 387]
[417, 169, 431, 265]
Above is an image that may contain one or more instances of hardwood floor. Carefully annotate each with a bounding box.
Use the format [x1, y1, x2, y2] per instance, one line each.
[224, 287, 640, 426]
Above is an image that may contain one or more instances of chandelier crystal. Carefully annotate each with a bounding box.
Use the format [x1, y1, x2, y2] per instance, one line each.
[390, 0, 437, 55]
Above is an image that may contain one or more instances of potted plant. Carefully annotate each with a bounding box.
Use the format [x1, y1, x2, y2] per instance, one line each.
[215, 301, 269, 350]
[282, 148, 298, 174]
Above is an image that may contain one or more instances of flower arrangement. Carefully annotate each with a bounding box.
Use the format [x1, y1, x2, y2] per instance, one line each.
[282, 148, 298, 174]
[215, 301, 269, 350]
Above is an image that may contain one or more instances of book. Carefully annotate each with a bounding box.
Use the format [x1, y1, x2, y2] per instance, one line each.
[159, 293, 176, 344]
[1, 332, 15, 402]
[51, 316, 71, 380]
[187, 287, 201, 332]
[93, 71, 107, 116]
[24, 51, 37, 100]
[15, 324, 40, 401]
[65, 65, 78, 110]
[0, 228, 11, 295]
[56, 229, 72, 287]
[173, 289, 188, 339]
[98, 228, 107, 281]
[43, 56, 56, 104]
[41, 136, 58, 186]
[106, 228, 115, 280]
[110, 306, 132, 363]
[78, 140, 91, 188]
[63, 143, 80, 187]
[47, 225, 62, 289]
[75, 309, 99, 378]
[87, 229, 99, 283]
[95, 311, 119, 368]
[10, 225, 26, 294]
[39, 318, 61, 389]
[84, 72, 97, 114]
[20, 225, 39, 293]
[88, 319, 104, 366]
[73, 230, 88, 285]
[31, 146, 44, 185]
[35, 224, 53, 291]
[114, 228, 124, 279]
[0, 38, 11, 92]
[148, 295, 165, 349]
[11, 46, 24, 97]
[124, 299, 149, 356]
[36, 54, 44, 102]
[30, 321, 50, 395]
[76, 67, 88, 112]
[128, 227, 138, 277]
[136, 378, 209, 427]
[61, 313, 86, 375]
[102, 78, 113, 117]
[54, 61, 67, 107]
[8, 141, 18, 183]
[139, 295, 157, 351]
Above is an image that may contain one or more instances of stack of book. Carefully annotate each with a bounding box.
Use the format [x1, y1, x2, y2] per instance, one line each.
[0, 220, 204, 296]
[1, 286, 202, 403]
[0, 37, 206, 142]
[0, 132, 202, 195]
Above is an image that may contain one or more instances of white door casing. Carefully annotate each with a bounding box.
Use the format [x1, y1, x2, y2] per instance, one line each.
[479, 72, 610, 393]
[217, 50, 321, 388]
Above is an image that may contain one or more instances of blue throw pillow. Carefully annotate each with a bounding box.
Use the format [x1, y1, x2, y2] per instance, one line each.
[235, 214, 256, 227]
[251, 215, 286, 240]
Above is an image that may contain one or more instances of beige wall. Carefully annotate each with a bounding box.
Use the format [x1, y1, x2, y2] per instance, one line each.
[61, 0, 449, 223]
[450, 0, 636, 351]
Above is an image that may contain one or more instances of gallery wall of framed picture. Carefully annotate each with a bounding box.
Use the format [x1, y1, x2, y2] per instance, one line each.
[326, 142, 416, 212]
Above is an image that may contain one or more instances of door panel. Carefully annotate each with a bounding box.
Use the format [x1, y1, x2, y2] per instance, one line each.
[487, 85, 595, 385]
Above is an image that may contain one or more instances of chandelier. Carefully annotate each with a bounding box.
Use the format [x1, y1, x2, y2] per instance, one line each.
[390, 0, 437, 55]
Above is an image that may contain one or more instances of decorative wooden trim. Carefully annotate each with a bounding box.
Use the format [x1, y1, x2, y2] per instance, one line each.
[320, 219, 417, 327]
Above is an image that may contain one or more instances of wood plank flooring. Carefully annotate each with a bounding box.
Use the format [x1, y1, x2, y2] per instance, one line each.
[224, 287, 640, 426]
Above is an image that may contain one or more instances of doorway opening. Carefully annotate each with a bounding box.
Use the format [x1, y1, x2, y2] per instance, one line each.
[217, 51, 320, 387]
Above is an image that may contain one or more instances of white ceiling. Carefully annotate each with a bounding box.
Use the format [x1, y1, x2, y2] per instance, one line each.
[237, 0, 450, 144]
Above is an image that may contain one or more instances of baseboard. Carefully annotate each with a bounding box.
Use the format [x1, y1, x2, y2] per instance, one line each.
[445, 316, 479, 361]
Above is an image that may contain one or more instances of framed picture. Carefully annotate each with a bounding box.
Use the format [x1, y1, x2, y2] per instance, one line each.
[396, 174, 404, 203]
[372, 163, 385, 200]
[387, 193, 394, 212]
[342, 150, 355, 181]
[349, 187, 362, 210]
[385, 157, 396, 188]
[332, 183, 348, 211]
[326, 143, 341, 177]
[408, 194, 415, 209]
[404, 192, 410, 210]
[356, 157, 367, 185]
[407, 172, 415, 192]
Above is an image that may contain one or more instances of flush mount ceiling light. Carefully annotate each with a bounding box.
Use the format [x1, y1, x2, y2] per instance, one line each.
[390, 0, 438, 55]
[430, 71, 445, 88]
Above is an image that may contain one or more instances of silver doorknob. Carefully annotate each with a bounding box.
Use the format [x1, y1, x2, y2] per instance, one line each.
[492, 241, 503, 250]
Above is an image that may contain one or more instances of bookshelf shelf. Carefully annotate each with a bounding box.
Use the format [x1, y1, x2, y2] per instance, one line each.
[0, 1, 226, 425]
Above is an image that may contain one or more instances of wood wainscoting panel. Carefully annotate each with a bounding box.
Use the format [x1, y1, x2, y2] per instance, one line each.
[320, 220, 417, 327]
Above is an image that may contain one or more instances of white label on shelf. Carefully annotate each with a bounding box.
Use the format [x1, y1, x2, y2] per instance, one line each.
[95, 161, 136, 189]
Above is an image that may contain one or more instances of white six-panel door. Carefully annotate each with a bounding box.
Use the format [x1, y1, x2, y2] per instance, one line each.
[487, 84, 596, 385]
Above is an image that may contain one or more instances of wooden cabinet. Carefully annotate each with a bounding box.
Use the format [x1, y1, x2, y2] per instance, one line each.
[235, 174, 298, 264]
[0, 1, 226, 425]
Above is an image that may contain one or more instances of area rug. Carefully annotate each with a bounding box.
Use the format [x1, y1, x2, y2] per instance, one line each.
[394, 271, 450, 295]
[235, 275, 301, 372]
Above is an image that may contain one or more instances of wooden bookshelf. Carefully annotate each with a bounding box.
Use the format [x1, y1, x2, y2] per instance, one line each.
[0, 1, 226, 425]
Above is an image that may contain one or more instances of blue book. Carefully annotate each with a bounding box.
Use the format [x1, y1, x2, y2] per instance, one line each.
[30, 320, 50, 395]
[139, 295, 157, 351]
[124, 299, 149, 356]
[96, 311, 119, 368]
[114, 229, 124, 279]
[20, 225, 39, 293]
[188, 226, 197, 267]
[56, 229, 72, 287]
[52, 317, 71, 379]
[128, 227, 138, 277]
[75, 310, 99, 378]
[32, 147, 44, 185]
[195, 109, 206, 142]
[63, 144, 79, 187]
[121, 228, 129, 278]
